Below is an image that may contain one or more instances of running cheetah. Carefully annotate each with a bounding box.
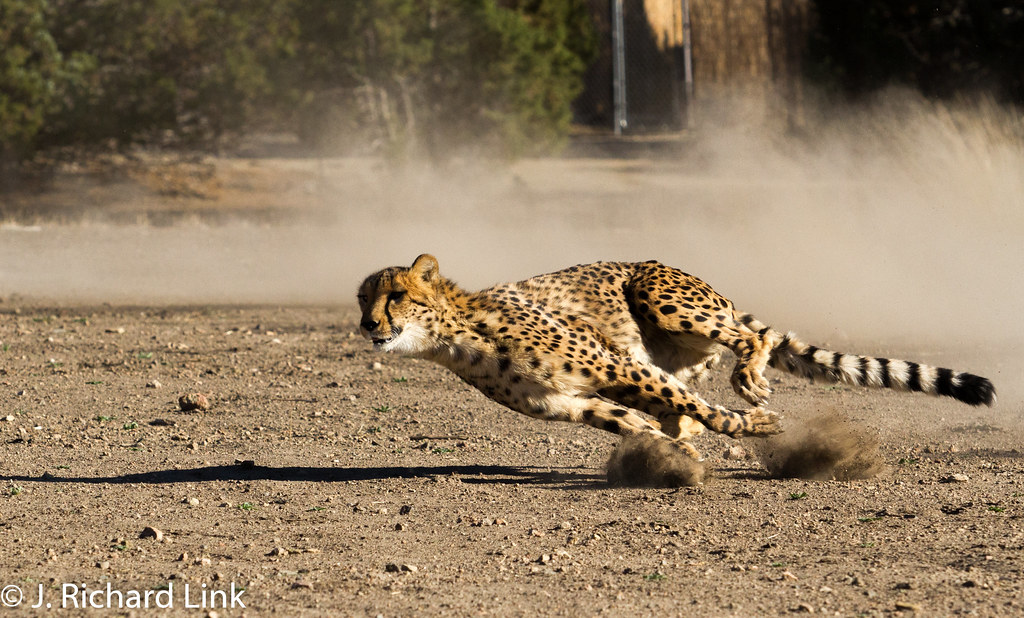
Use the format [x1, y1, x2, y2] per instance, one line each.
[357, 255, 995, 461]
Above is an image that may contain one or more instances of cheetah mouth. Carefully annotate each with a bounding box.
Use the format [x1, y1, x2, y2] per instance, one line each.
[371, 327, 403, 349]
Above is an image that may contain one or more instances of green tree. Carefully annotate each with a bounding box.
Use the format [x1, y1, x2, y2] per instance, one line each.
[287, 0, 595, 158]
[46, 0, 296, 146]
[0, 0, 91, 161]
[2, 0, 596, 161]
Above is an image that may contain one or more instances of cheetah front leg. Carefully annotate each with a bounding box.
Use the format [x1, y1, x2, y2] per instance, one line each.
[526, 394, 703, 461]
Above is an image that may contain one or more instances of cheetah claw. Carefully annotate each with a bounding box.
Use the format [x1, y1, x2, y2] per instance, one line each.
[731, 368, 773, 406]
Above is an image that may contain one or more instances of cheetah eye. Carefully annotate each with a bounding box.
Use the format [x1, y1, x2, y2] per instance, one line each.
[356, 294, 368, 304]
[388, 290, 407, 303]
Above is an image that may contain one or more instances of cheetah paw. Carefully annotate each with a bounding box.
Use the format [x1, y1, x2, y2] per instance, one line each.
[672, 439, 704, 461]
[736, 407, 783, 436]
[731, 367, 772, 406]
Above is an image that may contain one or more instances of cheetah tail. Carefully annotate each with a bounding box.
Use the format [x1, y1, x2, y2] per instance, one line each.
[766, 332, 996, 407]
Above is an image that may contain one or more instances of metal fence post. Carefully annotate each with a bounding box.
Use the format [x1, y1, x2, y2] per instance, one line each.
[681, 0, 694, 128]
[611, 0, 627, 135]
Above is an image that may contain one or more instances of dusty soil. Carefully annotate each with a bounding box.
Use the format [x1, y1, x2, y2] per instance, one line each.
[0, 302, 1021, 617]
[1, 138, 1022, 616]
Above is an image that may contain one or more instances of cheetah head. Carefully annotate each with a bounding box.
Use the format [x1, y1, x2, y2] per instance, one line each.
[357, 254, 443, 355]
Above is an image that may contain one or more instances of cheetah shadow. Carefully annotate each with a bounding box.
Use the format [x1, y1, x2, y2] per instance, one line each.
[3, 463, 607, 489]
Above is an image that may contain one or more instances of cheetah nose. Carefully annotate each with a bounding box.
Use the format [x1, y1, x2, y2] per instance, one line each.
[360, 318, 380, 333]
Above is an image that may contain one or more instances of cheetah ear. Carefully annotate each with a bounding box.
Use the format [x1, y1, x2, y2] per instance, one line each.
[409, 254, 439, 284]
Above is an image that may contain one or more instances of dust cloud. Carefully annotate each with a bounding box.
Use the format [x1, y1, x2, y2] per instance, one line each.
[1, 90, 1021, 403]
[606, 433, 706, 487]
[753, 411, 885, 481]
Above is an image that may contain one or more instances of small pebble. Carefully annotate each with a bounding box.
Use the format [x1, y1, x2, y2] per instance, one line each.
[384, 563, 417, 573]
[178, 392, 209, 413]
[724, 445, 747, 460]
[178, 393, 210, 412]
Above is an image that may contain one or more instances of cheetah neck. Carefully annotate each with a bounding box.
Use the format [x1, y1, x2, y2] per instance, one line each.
[418, 283, 501, 373]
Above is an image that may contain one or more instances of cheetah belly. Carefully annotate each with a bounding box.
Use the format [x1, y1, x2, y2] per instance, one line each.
[644, 330, 724, 379]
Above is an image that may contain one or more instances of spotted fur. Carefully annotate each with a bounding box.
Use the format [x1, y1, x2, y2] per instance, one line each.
[357, 255, 995, 462]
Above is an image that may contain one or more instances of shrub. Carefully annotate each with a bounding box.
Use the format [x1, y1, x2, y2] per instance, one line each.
[0, 0, 92, 160]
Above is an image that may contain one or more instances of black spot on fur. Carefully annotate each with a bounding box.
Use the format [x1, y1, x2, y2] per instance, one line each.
[602, 420, 622, 434]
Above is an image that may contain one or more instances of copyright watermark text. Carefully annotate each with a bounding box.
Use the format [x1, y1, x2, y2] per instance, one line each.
[2, 582, 244, 610]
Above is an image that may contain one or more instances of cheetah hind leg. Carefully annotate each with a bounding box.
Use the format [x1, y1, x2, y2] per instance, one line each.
[729, 316, 784, 406]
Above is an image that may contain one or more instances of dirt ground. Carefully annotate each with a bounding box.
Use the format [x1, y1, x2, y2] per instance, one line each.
[0, 302, 1021, 617]
[1, 139, 1022, 616]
